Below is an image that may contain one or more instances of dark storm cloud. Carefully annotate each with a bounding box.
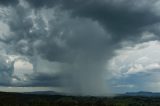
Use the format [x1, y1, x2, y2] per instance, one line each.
[0, 0, 18, 6]
[27, 0, 160, 42]
[0, 0, 160, 95]
[70, 4, 159, 40]
[4, 4, 113, 94]
[27, 0, 59, 8]
[7, 0, 160, 62]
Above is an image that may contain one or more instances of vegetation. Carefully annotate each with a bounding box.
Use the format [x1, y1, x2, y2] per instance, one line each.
[0, 92, 160, 106]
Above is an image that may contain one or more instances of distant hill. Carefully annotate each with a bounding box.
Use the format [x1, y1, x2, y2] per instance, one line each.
[23, 91, 62, 95]
[123, 91, 160, 97]
[24, 91, 160, 97]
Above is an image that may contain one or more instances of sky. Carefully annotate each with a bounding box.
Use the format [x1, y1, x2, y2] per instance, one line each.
[0, 0, 160, 96]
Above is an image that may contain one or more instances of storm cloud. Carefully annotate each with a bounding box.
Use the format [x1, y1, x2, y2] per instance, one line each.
[0, 0, 18, 6]
[0, 0, 160, 96]
[27, 0, 160, 39]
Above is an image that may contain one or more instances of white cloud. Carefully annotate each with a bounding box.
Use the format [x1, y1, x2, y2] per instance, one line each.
[126, 64, 144, 75]
[114, 84, 135, 88]
[146, 63, 160, 70]
[0, 21, 13, 40]
[108, 40, 160, 78]
[13, 59, 33, 81]
[141, 31, 156, 40]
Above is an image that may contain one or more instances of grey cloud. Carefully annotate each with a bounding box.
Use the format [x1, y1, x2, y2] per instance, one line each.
[27, 0, 160, 42]
[0, 55, 14, 86]
[0, 0, 18, 6]
[11, 72, 62, 87]
[27, 0, 59, 8]
[0, 0, 160, 96]
[4, 5, 113, 95]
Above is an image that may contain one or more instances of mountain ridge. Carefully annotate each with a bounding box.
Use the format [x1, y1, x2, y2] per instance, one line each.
[122, 91, 160, 97]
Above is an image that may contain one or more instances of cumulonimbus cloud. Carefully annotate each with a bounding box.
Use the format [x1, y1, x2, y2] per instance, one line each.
[0, 0, 160, 95]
